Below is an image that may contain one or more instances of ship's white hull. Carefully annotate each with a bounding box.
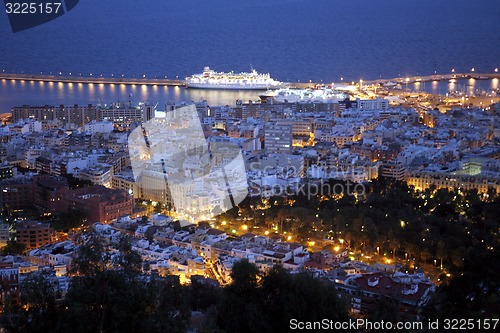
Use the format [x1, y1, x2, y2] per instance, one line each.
[186, 82, 281, 90]
[186, 67, 282, 90]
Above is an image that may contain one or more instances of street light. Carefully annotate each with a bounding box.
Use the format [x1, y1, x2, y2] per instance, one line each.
[495, 68, 499, 73]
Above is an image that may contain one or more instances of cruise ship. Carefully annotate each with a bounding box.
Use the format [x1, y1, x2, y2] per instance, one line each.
[185, 67, 282, 90]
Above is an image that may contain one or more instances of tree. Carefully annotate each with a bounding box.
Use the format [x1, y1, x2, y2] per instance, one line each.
[1, 272, 59, 333]
[66, 174, 93, 189]
[58, 235, 190, 333]
[70, 234, 110, 276]
[260, 266, 351, 333]
[217, 260, 266, 333]
[368, 297, 401, 330]
[1, 238, 26, 255]
[423, 249, 500, 320]
[216, 263, 351, 333]
[188, 279, 222, 312]
[141, 276, 191, 333]
[113, 235, 142, 273]
[227, 259, 260, 296]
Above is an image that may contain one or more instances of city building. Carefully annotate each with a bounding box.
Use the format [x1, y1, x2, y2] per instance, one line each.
[64, 186, 134, 224]
[0, 176, 35, 210]
[0, 264, 20, 312]
[264, 122, 292, 154]
[406, 171, 500, 194]
[381, 160, 406, 181]
[15, 221, 53, 250]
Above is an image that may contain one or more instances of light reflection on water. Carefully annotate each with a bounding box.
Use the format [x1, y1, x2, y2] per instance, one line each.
[0, 78, 497, 113]
[492, 78, 499, 90]
[409, 78, 495, 96]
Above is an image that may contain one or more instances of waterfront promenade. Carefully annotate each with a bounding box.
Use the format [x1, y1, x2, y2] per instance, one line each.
[0, 71, 499, 88]
[0, 72, 185, 86]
